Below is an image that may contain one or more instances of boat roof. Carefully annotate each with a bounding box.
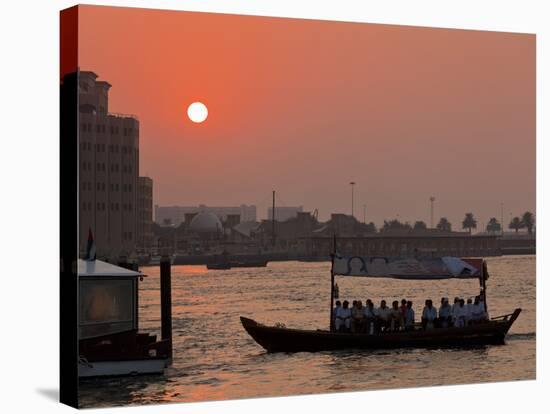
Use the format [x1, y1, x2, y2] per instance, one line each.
[332, 255, 483, 280]
[78, 259, 144, 278]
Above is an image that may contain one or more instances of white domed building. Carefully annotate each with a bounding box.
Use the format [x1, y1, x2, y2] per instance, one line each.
[188, 212, 223, 239]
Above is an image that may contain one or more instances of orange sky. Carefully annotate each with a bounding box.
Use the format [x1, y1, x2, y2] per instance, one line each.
[77, 5, 535, 227]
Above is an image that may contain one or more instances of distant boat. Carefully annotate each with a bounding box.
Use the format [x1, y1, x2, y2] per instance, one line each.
[230, 259, 268, 268]
[207, 262, 232, 270]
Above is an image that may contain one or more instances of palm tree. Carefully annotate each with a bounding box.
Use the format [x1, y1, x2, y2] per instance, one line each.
[521, 211, 535, 234]
[509, 216, 523, 233]
[486, 217, 501, 234]
[381, 219, 412, 232]
[413, 221, 427, 231]
[462, 213, 477, 234]
[436, 217, 452, 232]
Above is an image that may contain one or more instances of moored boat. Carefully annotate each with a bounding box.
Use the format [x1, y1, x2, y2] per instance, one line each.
[207, 262, 232, 270]
[78, 259, 171, 377]
[230, 259, 268, 268]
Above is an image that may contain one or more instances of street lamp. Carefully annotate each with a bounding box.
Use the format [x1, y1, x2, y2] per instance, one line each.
[350, 182, 356, 218]
[429, 196, 435, 228]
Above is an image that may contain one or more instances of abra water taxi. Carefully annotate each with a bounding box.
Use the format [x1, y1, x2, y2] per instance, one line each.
[241, 245, 521, 352]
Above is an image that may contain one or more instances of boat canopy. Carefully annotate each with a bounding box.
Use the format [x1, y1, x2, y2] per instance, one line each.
[78, 259, 143, 278]
[332, 255, 483, 280]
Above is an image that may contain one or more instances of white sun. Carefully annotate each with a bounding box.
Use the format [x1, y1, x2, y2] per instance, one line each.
[187, 102, 208, 123]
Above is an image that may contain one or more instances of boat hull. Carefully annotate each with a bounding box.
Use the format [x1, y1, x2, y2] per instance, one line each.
[240, 309, 521, 353]
[78, 358, 168, 378]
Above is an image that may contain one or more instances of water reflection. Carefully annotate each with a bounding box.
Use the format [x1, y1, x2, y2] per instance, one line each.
[79, 255, 535, 408]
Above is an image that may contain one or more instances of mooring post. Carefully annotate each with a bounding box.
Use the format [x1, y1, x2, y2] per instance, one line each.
[160, 255, 173, 361]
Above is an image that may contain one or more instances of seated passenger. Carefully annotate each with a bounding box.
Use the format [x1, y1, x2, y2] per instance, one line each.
[450, 296, 460, 325]
[404, 301, 415, 331]
[470, 296, 487, 322]
[466, 298, 473, 324]
[390, 300, 404, 331]
[375, 300, 391, 332]
[451, 297, 461, 326]
[332, 300, 342, 329]
[364, 299, 376, 334]
[335, 300, 352, 332]
[352, 300, 365, 332]
[438, 297, 452, 328]
[400, 299, 408, 319]
[454, 299, 468, 327]
[421, 299, 437, 330]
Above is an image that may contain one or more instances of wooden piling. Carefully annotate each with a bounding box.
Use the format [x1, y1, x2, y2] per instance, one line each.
[160, 255, 173, 360]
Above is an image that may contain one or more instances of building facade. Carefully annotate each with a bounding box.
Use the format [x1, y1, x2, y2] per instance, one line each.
[267, 206, 303, 222]
[78, 71, 139, 259]
[298, 234, 501, 259]
[155, 204, 257, 226]
[137, 176, 154, 253]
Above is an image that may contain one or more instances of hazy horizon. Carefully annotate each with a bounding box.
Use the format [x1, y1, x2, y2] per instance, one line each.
[77, 6, 535, 227]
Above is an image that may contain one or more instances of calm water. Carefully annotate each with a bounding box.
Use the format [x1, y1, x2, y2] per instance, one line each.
[79, 255, 536, 408]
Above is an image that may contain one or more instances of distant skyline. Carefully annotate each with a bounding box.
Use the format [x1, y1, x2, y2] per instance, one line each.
[77, 6, 535, 226]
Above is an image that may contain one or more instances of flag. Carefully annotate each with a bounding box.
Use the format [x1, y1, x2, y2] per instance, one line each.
[84, 228, 96, 261]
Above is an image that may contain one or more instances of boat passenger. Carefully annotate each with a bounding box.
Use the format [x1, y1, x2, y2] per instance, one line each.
[400, 299, 408, 319]
[470, 296, 487, 322]
[335, 300, 352, 332]
[333, 300, 342, 328]
[375, 300, 391, 331]
[364, 299, 376, 334]
[421, 299, 437, 330]
[454, 299, 468, 327]
[352, 300, 365, 333]
[466, 298, 473, 324]
[451, 297, 461, 326]
[404, 301, 415, 331]
[390, 300, 404, 331]
[438, 297, 452, 328]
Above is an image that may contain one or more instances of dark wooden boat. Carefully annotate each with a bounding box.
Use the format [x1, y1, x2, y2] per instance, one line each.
[240, 238, 523, 353]
[207, 262, 232, 270]
[241, 309, 521, 352]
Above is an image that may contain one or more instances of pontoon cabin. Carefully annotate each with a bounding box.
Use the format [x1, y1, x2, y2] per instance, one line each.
[78, 259, 170, 378]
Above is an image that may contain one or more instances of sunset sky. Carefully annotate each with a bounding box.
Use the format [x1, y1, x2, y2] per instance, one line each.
[77, 5, 535, 228]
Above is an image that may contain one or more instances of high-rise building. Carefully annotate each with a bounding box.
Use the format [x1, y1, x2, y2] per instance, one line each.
[137, 177, 154, 252]
[78, 71, 139, 259]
